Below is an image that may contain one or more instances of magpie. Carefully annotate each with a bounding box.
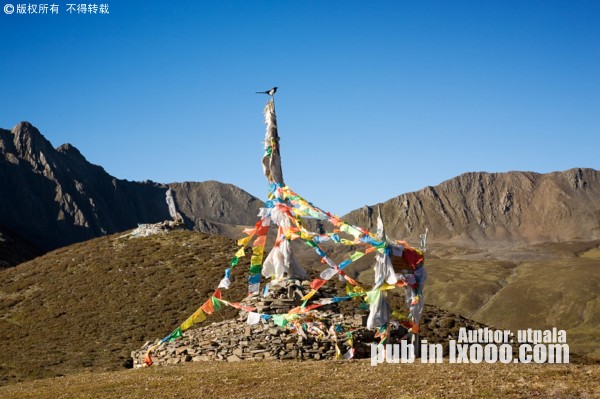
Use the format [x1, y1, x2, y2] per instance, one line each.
[256, 87, 278, 96]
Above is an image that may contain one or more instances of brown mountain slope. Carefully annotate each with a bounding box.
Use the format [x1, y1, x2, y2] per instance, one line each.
[353, 239, 600, 360]
[0, 230, 249, 385]
[168, 181, 262, 237]
[344, 168, 600, 247]
[0, 122, 261, 259]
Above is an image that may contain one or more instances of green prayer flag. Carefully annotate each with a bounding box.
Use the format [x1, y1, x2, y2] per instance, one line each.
[169, 327, 182, 341]
[349, 251, 365, 261]
[249, 264, 262, 274]
[365, 289, 380, 305]
[273, 315, 288, 327]
[211, 296, 222, 312]
[230, 257, 239, 267]
[305, 240, 317, 248]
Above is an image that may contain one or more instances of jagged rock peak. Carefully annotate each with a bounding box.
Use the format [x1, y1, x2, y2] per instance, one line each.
[56, 143, 86, 161]
[11, 121, 53, 155]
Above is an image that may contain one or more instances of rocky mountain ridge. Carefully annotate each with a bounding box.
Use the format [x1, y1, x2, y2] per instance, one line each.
[344, 168, 600, 247]
[0, 122, 262, 261]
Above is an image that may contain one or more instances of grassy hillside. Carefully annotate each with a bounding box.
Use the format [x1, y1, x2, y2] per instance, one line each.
[416, 242, 600, 359]
[471, 258, 600, 359]
[0, 230, 249, 385]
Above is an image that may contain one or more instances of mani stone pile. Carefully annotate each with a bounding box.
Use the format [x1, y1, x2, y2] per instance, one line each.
[132, 280, 488, 367]
[132, 280, 373, 367]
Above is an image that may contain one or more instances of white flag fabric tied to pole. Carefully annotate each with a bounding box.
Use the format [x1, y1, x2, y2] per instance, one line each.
[367, 209, 397, 329]
[259, 98, 308, 285]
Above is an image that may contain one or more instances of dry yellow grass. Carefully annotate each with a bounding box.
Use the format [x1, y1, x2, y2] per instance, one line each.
[0, 360, 598, 399]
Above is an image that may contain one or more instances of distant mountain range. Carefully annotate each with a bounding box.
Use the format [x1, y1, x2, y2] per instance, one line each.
[344, 168, 600, 247]
[1, 121, 599, 266]
[0, 122, 262, 264]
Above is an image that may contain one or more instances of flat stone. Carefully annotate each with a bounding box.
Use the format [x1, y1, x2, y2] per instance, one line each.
[227, 354, 241, 362]
[273, 298, 296, 304]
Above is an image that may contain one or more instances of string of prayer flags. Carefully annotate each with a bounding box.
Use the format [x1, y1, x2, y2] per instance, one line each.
[248, 217, 270, 295]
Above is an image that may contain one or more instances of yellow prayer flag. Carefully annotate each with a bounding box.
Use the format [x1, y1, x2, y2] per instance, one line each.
[192, 308, 207, 323]
[301, 289, 317, 301]
[181, 316, 194, 331]
[300, 231, 313, 240]
[237, 236, 252, 246]
[250, 255, 263, 266]
[180, 308, 207, 331]
[380, 283, 397, 291]
[235, 247, 245, 257]
[391, 310, 406, 320]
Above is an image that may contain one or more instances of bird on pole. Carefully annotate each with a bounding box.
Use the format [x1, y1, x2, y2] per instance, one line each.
[256, 87, 278, 96]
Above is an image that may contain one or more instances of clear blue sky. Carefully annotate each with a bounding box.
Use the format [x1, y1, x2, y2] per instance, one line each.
[1, 1, 599, 215]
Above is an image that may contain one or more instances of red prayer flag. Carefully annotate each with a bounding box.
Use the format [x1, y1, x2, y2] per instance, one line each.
[310, 278, 327, 290]
[144, 353, 153, 367]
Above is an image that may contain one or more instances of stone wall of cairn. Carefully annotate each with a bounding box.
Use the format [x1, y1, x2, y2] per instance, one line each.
[132, 279, 488, 367]
[132, 280, 373, 367]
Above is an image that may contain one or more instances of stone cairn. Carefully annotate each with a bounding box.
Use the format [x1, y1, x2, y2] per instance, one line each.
[132, 279, 491, 367]
[121, 219, 185, 239]
[132, 279, 376, 367]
